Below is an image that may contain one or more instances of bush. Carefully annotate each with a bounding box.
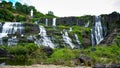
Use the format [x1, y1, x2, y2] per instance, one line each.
[25, 26, 30, 32]
[8, 45, 29, 55]
[25, 43, 38, 54]
[47, 48, 77, 65]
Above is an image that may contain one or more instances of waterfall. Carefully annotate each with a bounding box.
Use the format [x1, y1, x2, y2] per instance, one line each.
[35, 21, 38, 24]
[0, 22, 24, 45]
[74, 34, 81, 48]
[85, 21, 90, 27]
[2, 22, 24, 34]
[95, 16, 103, 44]
[52, 18, 56, 26]
[91, 29, 95, 46]
[91, 16, 103, 45]
[35, 25, 55, 48]
[69, 27, 72, 32]
[62, 30, 75, 49]
[45, 19, 48, 26]
[8, 36, 18, 46]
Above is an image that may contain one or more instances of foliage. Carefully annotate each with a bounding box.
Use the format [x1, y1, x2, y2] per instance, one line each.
[0, 43, 119, 66]
[25, 26, 30, 32]
[45, 11, 56, 18]
[15, 15, 26, 22]
[80, 45, 120, 64]
[0, 1, 56, 22]
[0, 9, 15, 21]
[2, 37, 8, 43]
[47, 48, 79, 65]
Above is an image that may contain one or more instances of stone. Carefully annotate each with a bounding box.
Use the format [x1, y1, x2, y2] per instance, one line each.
[79, 54, 92, 66]
[107, 63, 120, 68]
[93, 63, 106, 68]
[42, 47, 53, 57]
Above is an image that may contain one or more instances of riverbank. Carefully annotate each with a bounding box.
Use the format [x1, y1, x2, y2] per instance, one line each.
[0, 64, 91, 68]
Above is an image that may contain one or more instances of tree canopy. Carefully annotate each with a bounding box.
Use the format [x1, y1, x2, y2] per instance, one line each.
[0, 1, 56, 22]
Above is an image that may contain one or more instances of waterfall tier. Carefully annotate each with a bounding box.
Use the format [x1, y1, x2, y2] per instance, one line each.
[62, 30, 75, 49]
[35, 25, 55, 48]
[52, 18, 56, 26]
[91, 16, 104, 45]
[0, 22, 24, 45]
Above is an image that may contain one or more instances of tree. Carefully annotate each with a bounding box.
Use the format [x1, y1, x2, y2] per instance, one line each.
[45, 11, 56, 18]
[15, 2, 22, 13]
[48, 11, 54, 16]
[0, 9, 14, 21]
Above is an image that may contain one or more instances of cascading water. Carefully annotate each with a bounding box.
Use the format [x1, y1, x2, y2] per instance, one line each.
[46, 19, 48, 26]
[91, 16, 103, 45]
[52, 18, 56, 26]
[8, 36, 18, 46]
[2, 22, 24, 34]
[35, 25, 55, 48]
[69, 27, 72, 32]
[0, 22, 24, 45]
[85, 21, 90, 27]
[74, 34, 81, 48]
[62, 30, 75, 49]
[91, 29, 95, 46]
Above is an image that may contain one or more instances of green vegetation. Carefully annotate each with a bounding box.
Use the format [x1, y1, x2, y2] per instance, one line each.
[0, 1, 56, 22]
[47, 48, 79, 66]
[0, 43, 119, 66]
[25, 26, 30, 33]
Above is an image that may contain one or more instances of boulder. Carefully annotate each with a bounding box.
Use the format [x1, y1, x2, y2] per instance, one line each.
[42, 47, 53, 57]
[79, 54, 92, 66]
[93, 63, 106, 68]
[107, 63, 120, 68]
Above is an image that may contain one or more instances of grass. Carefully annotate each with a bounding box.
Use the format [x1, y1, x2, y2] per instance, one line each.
[0, 43, 119, 66]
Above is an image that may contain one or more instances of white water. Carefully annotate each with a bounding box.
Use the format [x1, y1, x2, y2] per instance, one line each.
[69, 27, 72, 32]
[35, 25, 55, 48]
[91, 29, 95, 46]
[45, 19, 48, 26]
[85, 21, 90, 27]
[2, 22, 24, 34]
[62, 30, 75, 49]
[74, 34, 81, 47]
[53, 18, 56, 26]
[91, 16, 103, 45]
[35, 21, 38, 24]
[0, 22, 24, 45]
[8, 36, 18, 46]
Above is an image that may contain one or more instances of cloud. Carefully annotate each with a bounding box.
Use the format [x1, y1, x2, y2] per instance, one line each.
[113, 0, 120, 11]
[4, 0, 120, 16]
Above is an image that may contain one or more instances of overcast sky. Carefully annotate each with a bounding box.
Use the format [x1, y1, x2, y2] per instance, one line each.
[5, 0, 120, 17]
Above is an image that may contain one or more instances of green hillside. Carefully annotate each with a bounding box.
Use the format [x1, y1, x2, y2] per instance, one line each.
[0, 1, 56, 22]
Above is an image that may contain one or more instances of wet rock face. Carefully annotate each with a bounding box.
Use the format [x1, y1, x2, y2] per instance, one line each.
[100, 12, 120, 45]
[56, 17, 79, 26]
[82, 31, 91, 48]
[24, 23, 39, 34]
[38, 18, 53, 26]
[101, 12, 120, 36]
[38, 16, 94, 27]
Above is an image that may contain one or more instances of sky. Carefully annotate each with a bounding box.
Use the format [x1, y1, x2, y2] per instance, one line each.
[3, 0, 120, 17]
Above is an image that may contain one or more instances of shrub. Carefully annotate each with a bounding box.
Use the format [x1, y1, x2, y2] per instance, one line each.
[47, 48, 76, 65]
[25, 43, 38, 54]
[8, 45, 29, 55]
[25, 26, 30, 32]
